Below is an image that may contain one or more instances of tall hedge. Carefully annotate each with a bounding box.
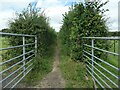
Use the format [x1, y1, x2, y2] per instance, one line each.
[59, 0, 109, 61]
[2, 10, 56, 64]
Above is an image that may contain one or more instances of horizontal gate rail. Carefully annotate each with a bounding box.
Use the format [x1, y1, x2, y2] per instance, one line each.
[84, 50, 119, 76]
[82, 37, 120, 89]
[0, 32, 37, 89]
[0, 50, 34, 66]
[84, 44, 119, 56]
[0, 43, 35, 51]
[0, 32, 35, 37]
[83, 37, 120, 40]
[85, 57, 118, 87]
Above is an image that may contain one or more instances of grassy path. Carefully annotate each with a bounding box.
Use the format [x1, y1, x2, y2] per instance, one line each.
[60, 55, 93, 88]
[17, 39, 93, 88]
[34, 45, 65, 88]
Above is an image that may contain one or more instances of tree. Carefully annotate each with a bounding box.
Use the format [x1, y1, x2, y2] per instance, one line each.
[59, 0, 109, 61]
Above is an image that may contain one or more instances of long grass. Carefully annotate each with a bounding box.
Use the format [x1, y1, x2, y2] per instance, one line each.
[59, 40, 94, 88]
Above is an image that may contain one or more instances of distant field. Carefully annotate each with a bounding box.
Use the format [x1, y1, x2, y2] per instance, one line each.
[83, 39, 119, 88]
[0, 37, 9, 55]
[1, 37, 9, 48]
[0, 37, 9, 73]
[94, 40, 119, 88]
[108, 40, 118, 67]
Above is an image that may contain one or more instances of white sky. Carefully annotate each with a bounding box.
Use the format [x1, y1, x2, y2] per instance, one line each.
[0, 0, 119, 32]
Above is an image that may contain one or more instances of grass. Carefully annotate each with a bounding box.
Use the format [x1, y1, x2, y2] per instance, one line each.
[0, 37, 9, 55]
[101, 40, 118, 88]
[59, 45, 93, 88]
[22, 55, 54, 86]
[0, 37, 9, 77]
[1, 36, 119, 88]
[21, 44, 56, 87]
[87, 40, 119, 88]
[59, 39, 119, 88]
[1, 36, 56, 87]
[108, 40, 118, 67]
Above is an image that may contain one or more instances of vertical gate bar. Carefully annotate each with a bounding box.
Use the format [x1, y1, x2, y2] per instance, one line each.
[23, 36, 25, 76]
[118, 39, 120, 90]
[92, 39, 94, 76]
[0, 34, 2, 89]
[35, 36, 37, 57]
[118, 2, 120, 89]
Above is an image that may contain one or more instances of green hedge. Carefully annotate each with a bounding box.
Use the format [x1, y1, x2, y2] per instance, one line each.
[2, 9, 57, 71]
[59, 0, 109, 61]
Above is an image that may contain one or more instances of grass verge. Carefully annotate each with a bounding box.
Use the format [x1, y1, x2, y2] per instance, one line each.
[24, 55, 54, 86]
[60, 48, 93, 88]
[20, 45, 56, 87]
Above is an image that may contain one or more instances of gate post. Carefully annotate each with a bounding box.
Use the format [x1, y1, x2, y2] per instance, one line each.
[23, 36, 26, 76]
[92, 39, 94, 76]
[118, 1, 120, 89]
[0, 34, 2, 90]
[118, 37, 120, 90]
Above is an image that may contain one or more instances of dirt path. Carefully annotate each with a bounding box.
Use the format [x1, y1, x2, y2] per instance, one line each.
[34, 45, 65, 88]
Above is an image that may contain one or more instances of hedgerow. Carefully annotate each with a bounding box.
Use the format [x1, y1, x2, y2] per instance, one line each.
[2, 9, 57, 75]
[59, 0, 109, 61]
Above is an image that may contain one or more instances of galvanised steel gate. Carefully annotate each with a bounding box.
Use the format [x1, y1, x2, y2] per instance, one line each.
[83, 37, 120, 89]
[0, 32, 37, 89]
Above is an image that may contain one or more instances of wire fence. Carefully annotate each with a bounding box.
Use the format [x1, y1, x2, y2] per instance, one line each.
[0, 32, 37, 89]
[82, 37, 120, 89]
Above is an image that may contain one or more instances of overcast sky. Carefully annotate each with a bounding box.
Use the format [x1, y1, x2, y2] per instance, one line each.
[0, 0, 119, 32]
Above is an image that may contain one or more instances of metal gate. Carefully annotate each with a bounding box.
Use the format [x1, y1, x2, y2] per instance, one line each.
[83, 37, 120, 88]
[0, 32, 37, 89]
